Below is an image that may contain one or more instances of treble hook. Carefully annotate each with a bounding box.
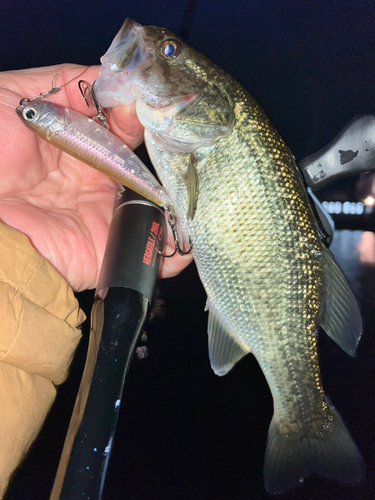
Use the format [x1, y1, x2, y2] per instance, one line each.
[157, 208, 193, 258]
[19, 67, 89, 106]
[79, 80, 108, 129]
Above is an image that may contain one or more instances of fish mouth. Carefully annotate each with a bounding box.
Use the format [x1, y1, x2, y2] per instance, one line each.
[95, 19, 190, 111]
[95, 18, 148, 108]
[94, 18, 200, 140]
[15, 104, 27, 120]
[106, 18, 144, 73]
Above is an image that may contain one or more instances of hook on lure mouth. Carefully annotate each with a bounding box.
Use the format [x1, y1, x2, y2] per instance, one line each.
[79, 80, 109, 129]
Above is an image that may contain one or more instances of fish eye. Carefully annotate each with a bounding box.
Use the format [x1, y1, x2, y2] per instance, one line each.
[161, 40, 181, 59]
[23, 107, 38, 121]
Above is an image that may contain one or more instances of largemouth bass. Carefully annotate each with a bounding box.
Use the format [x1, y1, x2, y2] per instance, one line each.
[95, 18, 364, 493]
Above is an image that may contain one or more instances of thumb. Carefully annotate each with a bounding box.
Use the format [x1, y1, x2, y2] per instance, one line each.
[107, 102, 144, 150]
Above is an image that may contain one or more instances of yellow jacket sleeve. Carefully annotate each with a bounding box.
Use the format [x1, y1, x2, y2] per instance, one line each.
[0, 222, 85, 498]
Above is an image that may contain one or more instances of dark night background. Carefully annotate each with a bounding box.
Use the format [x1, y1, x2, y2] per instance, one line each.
[2, 1, 375, 499]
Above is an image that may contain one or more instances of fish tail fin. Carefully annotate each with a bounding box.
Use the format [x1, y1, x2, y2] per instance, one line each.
[264, 406, 364, 494]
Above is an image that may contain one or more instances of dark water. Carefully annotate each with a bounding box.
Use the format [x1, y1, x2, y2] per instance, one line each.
[2, 1, 375, 498]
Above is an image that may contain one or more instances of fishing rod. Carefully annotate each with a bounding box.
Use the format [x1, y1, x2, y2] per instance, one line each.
[15, 76, 174, 499]
[50, 189, 166, 499]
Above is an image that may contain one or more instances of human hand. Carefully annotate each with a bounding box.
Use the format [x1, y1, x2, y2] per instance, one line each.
[0, 64, 193, 292]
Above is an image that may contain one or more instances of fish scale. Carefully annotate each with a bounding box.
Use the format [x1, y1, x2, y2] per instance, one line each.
[95, 18, 364, 493]
[147, 95, 325, 416]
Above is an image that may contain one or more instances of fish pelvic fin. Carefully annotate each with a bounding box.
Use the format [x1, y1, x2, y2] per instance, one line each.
[321, 247, 362, 356]
[264, 404, 364, 494]
[205, 298, 249, 376]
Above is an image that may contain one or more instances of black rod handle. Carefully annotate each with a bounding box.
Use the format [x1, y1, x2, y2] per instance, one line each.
[50, 192, 166, 499]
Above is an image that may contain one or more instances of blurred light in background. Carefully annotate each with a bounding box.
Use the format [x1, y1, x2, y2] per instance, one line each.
[322, 201, 365, 215]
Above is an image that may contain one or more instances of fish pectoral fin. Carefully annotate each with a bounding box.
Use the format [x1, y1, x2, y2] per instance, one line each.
[205, 298, 249, 376]
[320, 246, 362, 355]
[182, 153, 199, 220]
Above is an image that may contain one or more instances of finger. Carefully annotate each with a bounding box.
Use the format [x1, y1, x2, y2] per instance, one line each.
[106, 103, 145, 151]
[158, 250, 194, 279]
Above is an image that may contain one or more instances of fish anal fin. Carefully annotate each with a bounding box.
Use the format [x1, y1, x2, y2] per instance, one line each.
[321, 247, 362, 355]
[205, 298, 249, 376]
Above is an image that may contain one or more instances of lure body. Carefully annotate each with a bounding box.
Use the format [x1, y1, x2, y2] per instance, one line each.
[16, 100, 170, 208]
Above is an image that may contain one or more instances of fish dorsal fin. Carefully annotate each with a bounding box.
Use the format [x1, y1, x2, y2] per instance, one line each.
[205, 298, 249, 376]
[320, 247, 362, 355]
[182, 153, 199, 220]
